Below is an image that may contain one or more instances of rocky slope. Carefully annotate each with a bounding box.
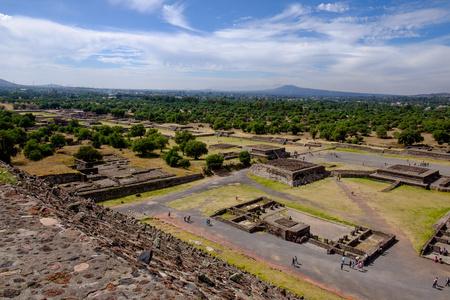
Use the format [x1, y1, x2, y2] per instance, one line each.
[0, 161, 301, 299]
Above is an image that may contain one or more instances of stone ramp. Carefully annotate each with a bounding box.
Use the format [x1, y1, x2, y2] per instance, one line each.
[382, 180, 402, 192]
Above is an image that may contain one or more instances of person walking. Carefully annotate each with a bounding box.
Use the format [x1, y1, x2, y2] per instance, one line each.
[445, 277, 450, 286]
[433, 277, 438, 288]
[294, 256, 298, 265]
[292, 257, 295, 266]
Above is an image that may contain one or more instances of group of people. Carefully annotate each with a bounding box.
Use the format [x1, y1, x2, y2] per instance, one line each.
[432, 277, 450, 288]
[183, 215, 191, 223]
[341, 255, 368, 272]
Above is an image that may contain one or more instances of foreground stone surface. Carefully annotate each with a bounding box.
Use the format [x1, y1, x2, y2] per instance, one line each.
[0, 162, 301, 299]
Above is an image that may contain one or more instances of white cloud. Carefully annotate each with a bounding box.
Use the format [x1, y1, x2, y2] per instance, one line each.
[0, 5, 449, 94]
[317, 3, 349, 13]
[109, 0, 168, 13]
[161, 3, 193, 30]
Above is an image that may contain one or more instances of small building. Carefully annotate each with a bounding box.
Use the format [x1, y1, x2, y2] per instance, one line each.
[248, 158, 329, 186]
[245, 144, 290, 160]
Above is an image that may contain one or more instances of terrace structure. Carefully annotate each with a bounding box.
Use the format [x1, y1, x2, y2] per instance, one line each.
[370, 164, 441, 190]
[248, 158, 329, 187]
[245, 144, 290, 160]
[212, 197, 396, 262]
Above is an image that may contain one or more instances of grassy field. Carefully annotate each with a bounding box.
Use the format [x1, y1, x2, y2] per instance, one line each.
[167, 183, 288, 215]
[248, 175, 363, 222]
[167, 176, 358, 226]
[343, 178, 450, 252]
[146, 218, 343, 300]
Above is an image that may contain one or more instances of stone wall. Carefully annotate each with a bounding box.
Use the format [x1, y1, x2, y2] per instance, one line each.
[39, 172, 85, 184]
[79, 173, 204, 202]
[330, 170, 375, 178]
[405, 149, 450, 161]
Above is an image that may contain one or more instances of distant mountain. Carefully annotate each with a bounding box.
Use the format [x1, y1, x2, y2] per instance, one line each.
[0, 79, 21, 88]
[254, 85, 385, 97]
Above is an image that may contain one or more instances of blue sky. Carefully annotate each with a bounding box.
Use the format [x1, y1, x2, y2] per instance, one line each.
[1, 0, 449, 94]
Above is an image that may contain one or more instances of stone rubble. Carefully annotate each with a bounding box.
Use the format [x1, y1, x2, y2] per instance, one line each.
[0, 161, 301, 299]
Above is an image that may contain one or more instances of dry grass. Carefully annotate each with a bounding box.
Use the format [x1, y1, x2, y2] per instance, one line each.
[343, 178, 450, 252]
[147, 219, 343, 300]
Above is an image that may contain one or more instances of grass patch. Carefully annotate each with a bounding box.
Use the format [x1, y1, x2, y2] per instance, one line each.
[343, 178, 450, 252]
[146, 218, 343, 300]
[0, 168, 16, 184]
[98, 178, 209, 207]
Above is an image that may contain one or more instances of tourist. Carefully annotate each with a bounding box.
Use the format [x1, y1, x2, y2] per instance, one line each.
[434, 256, 438, 263]
[187, 215, 191, 223]
[349, 260, 352, 268]
[446, 277, 450, 286]
[433, 277, 438, 288]
[183, 215, 187, 222]
[168, 211, 170, 217]
[292, 257, 295, 266]
[294, 256, 298, 265]
[340, 261, 344, 270]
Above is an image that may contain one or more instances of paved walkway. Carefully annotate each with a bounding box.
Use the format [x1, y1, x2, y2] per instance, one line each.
[154, 213, 357, 300]
[117, 164, 450, 299]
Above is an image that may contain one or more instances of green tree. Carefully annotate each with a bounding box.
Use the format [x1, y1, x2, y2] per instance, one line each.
[108, 132, 127, 148]
[185, 140, 208, 159]
[50, 133, 66, 149]
[0, 130, 19, 164]
[129, 123, 146, 138]
[74, 145, 103, 162]
[75, 128, 92, 141]
[432, 130, 450, 145]
[376, 126, 388, 139]
[132, 138, 156, 155]
[179, 158, 190, 168]
[238, 150, 251, 166]
[397, 129, 424, 146]
[206, 154, 224, 170]
[163, 148, 181, 167]
[174, 130, 195, 144]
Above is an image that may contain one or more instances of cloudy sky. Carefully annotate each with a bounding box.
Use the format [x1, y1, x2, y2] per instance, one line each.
[1, 0, 449, 94]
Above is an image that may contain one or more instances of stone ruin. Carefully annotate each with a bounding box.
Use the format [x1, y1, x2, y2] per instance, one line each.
[248, 158, 330, 187]
[40, 153, 204, 202]
[245, 144, 291, 160]
[420, 213, 450, 265]
[0, 161, 301, 299]
[370, 164, 450, 192]
[212, 197, 396, 262]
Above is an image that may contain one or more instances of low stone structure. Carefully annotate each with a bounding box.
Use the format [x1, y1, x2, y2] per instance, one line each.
[46, 154, 204, 202]
[212, 198, 395, 262]
[420, 216, 450, 265]
[370, 164, 442, 189]
[245, 144, 291, 160]
[248, 159, 329, 186]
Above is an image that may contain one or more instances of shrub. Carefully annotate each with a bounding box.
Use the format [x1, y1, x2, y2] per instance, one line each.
[205, 154, 224, 170]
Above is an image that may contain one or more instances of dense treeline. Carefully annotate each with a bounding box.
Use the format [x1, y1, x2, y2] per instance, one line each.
[0, 88, 449, 164]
